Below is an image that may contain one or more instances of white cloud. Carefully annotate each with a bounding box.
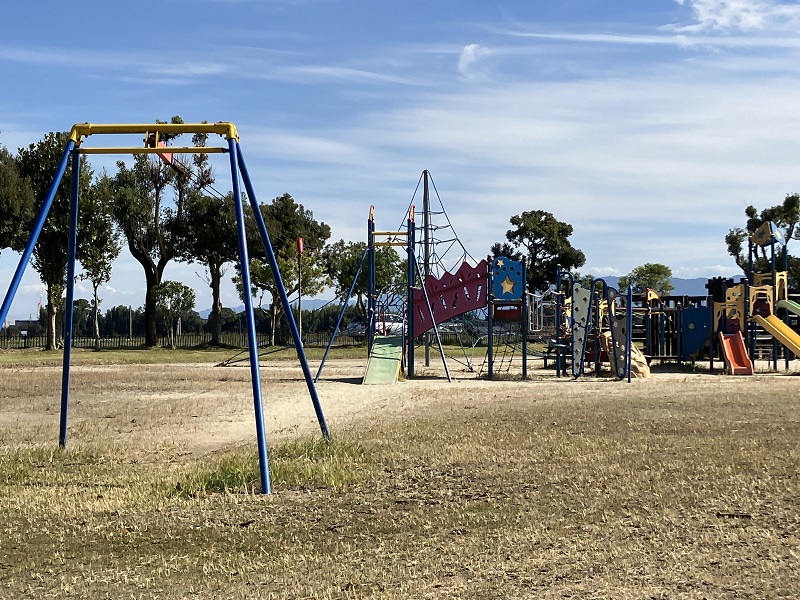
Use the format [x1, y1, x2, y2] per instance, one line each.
[457, 43, 490, 79]
[673, 0, 800, 32]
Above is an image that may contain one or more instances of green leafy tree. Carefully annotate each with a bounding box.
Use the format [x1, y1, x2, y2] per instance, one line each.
[71, 298, 92, 337]
[726, 194, 800, 285]
[78, 173, 121, 350]
[213, 307, 243, 334]
[618, 263, 674, 295]
[0, 141, 35, 256]
[322, 240, 403, 316]
[102, 305, 144, 338]
[488, 242, 523, 263]
[174, 191, 239, 346]
[237, 193, 331, 345]
[154, 280, 196, 349]
[16, 132, 93, 350]
[494, 210, 586, 292]
[110, 116, 212, 347]
[572, 272, 596, 289]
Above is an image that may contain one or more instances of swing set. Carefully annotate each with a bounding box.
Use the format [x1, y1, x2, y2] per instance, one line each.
[0, 122, 330, 494]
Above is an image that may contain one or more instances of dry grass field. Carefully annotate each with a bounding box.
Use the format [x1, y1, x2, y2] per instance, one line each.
[0, 348, 798, 599]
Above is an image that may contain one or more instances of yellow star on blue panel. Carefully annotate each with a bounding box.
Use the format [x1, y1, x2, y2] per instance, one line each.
[496, 259, 505, 268]
[500, 275, 516, 296]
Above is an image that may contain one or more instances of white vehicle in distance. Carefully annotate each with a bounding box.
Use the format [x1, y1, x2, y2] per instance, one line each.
[374, 313, 404, 336]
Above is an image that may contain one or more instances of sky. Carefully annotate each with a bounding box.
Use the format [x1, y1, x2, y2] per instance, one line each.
[3, 0, 800, 323]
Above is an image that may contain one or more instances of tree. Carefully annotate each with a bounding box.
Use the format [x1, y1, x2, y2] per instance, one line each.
[726, 195, 799, 284]
[494, 210, 586, 292]
[71, 298, 92, 337]
[77, 173, 121, 350]
[0, 141, 35, 256]
[238, 193, 331, 345]
[488, 242, 523, 263]
[102, 305, 144, 338]
[174, 191, 239, 346]
[154, 280, 195, 349]
[110, 117, 212, 347]
[16, 132, 93, 350]
[572, 272, 596, 289]
[619, 263, 674, 296]
[322, 240, 403, 316]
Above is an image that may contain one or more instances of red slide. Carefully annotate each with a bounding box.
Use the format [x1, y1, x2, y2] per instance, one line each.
[718, 331, 753, 375]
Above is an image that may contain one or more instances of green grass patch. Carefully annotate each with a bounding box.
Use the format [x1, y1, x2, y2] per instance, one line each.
[172, 437, 370, 496]
[0, 445, 115, 486]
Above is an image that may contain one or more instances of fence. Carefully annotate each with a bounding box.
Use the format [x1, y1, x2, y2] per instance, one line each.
[0, 331, 540, 351]
[0, 332, 366, 350]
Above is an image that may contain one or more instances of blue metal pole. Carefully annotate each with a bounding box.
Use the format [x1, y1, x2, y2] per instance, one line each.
[236, 145, 330, 441]
[521, 259, 528, 380]
[554, 266, 562, 378]
[487, 256, 494, 380]
[228, 139, 271, 494]
[59, 149, 81, 448]
[0, 141, 75, 329]
[626, 285, 633, 384]
[367, 214, 376, 356]
[314, 248, 368, 382]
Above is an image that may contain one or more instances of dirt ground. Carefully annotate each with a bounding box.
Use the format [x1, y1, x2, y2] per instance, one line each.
[1, 355, 797, 458]
[1, 355, 798, 598]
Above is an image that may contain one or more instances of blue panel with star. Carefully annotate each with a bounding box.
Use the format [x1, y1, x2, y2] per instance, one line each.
[492, 256, 524, 300]
[750, 220, 786, 248]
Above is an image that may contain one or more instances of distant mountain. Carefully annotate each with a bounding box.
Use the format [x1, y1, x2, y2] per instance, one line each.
[593, 277, 714, 297]
[669, 278, 713, 297]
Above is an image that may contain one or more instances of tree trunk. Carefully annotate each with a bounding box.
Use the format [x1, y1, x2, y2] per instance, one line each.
[270, 301, 278, 346]
[45, 283, 58, 351]
[93, 284, 101, 351]
[144, 269, 159, 347]
[210, 263, 222, 346]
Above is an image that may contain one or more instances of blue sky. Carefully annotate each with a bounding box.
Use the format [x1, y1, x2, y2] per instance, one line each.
[3, 0, 800, 321]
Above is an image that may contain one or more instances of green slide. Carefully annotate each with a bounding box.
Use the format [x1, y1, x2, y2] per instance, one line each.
[362, 335, 404, 385]
[777, 299, 800, 317]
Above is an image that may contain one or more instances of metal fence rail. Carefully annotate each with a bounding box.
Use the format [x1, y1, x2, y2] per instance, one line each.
[0, 332, 366, 350]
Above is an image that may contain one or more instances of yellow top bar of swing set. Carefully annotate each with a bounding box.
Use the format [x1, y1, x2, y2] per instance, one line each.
[68, 122, 240, 146]
[78, 146, 227, 155]
[373, 230, 409, 237]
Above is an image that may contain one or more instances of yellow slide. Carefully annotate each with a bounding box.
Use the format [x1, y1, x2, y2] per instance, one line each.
[752, 314, 800, 357]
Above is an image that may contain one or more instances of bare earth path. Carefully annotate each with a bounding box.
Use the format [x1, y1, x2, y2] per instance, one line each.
[1, 358, 797, 458]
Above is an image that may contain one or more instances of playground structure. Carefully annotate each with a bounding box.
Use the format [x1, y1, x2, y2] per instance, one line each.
[708, 220, 800, 374]
[553, 268, 643, 382]
[0, 122, 330, 494]
[553, 221, 800, 378]
[316, 170, 538, 383]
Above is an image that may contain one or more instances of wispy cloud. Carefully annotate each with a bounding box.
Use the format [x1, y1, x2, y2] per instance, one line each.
[503, 29, 800, 49]
[144, 61, 229, 77]
[283, 64, 420, 86]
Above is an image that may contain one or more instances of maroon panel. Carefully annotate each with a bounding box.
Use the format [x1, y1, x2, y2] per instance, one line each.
[411, 259, 488, 337]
